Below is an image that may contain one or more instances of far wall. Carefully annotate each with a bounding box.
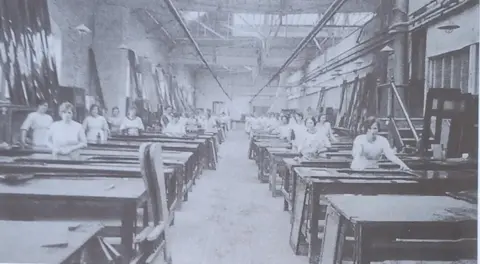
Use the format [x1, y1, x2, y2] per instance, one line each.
[194, 70, 278, 119]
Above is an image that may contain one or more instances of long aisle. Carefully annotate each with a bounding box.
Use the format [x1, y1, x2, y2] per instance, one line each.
[168, 129, 307, 264]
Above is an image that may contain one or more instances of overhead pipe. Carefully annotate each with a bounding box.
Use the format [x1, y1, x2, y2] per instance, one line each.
[249, 0, 350, 103]
[161, 0, 232, 101]
[145, 10, 177, 45]
[302, 0, 473, 85]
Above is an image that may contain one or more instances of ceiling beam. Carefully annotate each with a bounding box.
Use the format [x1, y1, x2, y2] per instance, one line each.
[192, 20, 227, 40]
[171, 53, 305, 68]
[144, 10, 176, 45]
[105, 0, 379, 14]
[175, 0, 379, 14]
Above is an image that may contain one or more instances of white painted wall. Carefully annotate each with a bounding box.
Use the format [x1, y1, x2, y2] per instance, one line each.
[425, 4, 479, 57]
[195, 70, 277, 119]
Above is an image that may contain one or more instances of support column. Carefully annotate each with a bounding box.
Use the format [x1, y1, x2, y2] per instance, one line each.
[468, 44, 478, 94]
[391, 0, 410, 117]
[92, 3, 129, 115]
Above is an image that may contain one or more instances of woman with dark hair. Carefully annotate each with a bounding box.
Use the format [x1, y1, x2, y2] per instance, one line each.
[163, 112, 186, 137]
[203, 109, 218, 133]
[298, 117, 329, 158]
[47, 102, 87, 159]
[20, 100, 53, 147]
[161, 106, 173, 128]
[351, 116, 410, 170]
[316, 114, 337, 147]
[273, 115, 293, 141]
[83, 104, 109, 143]
[107, 107, 122, 135]
[290, 112, 306, 151]
[120, 106, 145, 136]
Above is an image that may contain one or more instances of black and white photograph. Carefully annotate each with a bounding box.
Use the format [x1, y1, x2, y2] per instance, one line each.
[0, 0, 478, 263]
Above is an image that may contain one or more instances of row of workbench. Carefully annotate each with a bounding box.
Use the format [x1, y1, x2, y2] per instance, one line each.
[248, 132, 477, 264]
[0, 129, 226, 264]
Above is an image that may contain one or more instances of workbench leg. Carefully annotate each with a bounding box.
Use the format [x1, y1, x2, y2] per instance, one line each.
[271, 160, 278, 196]
[308, 185, 321, 264]
[283, 170, 290, 211]
[121, 203, 136, 263]
[176, 170, 183, 210]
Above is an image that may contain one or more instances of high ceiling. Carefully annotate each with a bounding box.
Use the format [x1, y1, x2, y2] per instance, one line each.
[106, 0, 380, 74]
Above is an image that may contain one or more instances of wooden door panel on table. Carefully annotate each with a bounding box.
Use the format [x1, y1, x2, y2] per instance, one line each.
[11, 153, 192, 167]
[0, 177, 147, 262]
[322, 195, 477, 263]
[0, 220, 103, 264]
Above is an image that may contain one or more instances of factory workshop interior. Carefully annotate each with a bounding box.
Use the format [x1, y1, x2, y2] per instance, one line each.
[0, 0, 478, 263]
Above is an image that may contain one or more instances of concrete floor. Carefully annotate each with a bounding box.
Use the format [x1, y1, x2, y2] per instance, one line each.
[168, 130, 307, 264]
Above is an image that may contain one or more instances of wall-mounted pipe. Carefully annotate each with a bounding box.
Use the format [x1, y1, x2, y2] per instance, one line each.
[301, 32, 391, 84]
[161, 0, 232, 101]
[409, 0, 474, 31]
[295, 0, 474, 88]
[249, 0, 350, 103]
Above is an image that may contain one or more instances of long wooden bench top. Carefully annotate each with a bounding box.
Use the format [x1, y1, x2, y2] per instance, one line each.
[0, 177, 146, 201]
[0, 220, 102, 264]
[325, 195, 477, 224]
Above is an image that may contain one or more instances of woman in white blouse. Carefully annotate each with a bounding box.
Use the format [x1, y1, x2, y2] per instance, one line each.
[351, 117, 410, 170]
[83, 104, 109, 143]
[273, 115, 293, 141]
[47, 102, 87, 159]
[316, 114, 337, 147]
[204, 111, 218, 133]
[107, 107, 123, 135]
[298, 117, 329, 158]
[20, 100, 53, 148]
[290, 112, 306, 151]
[120, 106, 145, 136]
[163, 113, 187, 137]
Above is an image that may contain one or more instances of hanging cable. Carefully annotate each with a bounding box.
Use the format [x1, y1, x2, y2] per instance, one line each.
[249, 0, 350, 103]
[162, 0, 232, 101]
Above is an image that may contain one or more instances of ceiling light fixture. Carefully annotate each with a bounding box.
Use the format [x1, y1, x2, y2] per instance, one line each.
[380, 45, 394, 53]
[117, 44, 129, 50]
[74, 24, 91, 35]
[437, 21, 460, 33]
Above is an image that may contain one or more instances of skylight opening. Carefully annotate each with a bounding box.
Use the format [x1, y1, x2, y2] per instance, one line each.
[182, 11, 206, 22]
[233, 13, 320, 26]
[325, 12, 375, 26]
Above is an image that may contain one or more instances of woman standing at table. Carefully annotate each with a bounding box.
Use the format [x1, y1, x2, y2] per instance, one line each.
[290, 112, 306, 151]
[47, 102, 87, 159]
[316, 114, 337, 147]
[20, 100, 53, 148]
[163, 113, 187, 137]
[120, 106, 145, 136]
[185, 112, 199, 132]
[107, 106, 123, 135]
[204, 110, 218, 133]
[298, 117, 329, 158]
[83, 104, 109, 143]
[351, 117, 410, 170]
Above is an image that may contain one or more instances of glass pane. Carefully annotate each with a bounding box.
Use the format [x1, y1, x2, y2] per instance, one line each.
[443, 100, 455, 110]
[440, 119, 451, 148]
[430, 116, 437, 139]
[460, 49, 470, 93]
[475, 44, 479, 95]
[434, 58, 442, 87]
[452, 55, 461, 89]
[443, 57, 451, 88]
[432, 98, 438, 109]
